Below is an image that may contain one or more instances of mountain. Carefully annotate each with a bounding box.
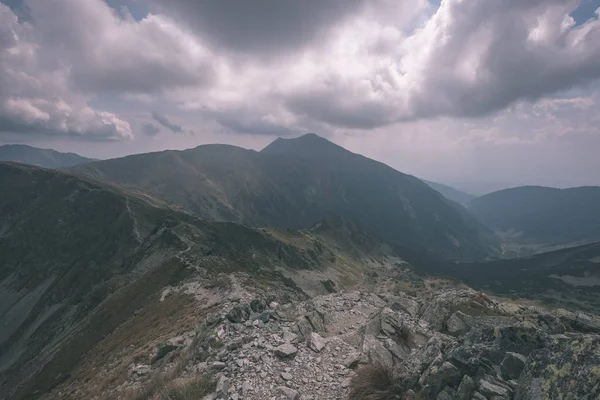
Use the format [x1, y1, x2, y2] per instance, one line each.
[422, 179, 475, 204]
[0, 144, 96, 168]
[0, 162, 407, 400]
[441, 241, 600, 314]
[69, 133, 498, 260]
[468, 186, 600, 247]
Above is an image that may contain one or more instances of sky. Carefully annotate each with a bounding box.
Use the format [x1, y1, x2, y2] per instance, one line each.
[1, 0, 600, 193]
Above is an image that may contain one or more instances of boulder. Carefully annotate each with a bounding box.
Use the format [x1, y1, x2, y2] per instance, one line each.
[456, 375, 476, 400]
[362, 334, 393, 369]
[308, 332, 326, 352]
[274, 343, 298, 358]
[278, 386, 300, 400]
[515, 333, 600, 399]
[446, 312, 470, 336]
[500, 352, 526, 380]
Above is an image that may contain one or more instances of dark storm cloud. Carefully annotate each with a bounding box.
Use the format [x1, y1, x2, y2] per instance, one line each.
[141, 122, 161, 136]
[150, 0, 365, 54]
[151, 112, 183, 133]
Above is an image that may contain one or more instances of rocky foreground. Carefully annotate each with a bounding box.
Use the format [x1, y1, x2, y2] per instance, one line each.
[112, 288, 600, 400]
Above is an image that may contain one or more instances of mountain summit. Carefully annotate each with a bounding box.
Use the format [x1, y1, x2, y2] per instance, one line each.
[70, 134, 497, 259]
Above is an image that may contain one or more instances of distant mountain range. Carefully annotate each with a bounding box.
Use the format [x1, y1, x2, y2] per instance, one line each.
[468, 186, 600, 247]
[422, 180, 475, 204]
[69, 133, 498, 260]
[0, 144, 96, 168]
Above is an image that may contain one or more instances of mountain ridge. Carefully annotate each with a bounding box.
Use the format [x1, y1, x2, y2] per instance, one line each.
[468, 185, 600, 247]
[69, 134, 499, 260]
[0, 144, 97, 168]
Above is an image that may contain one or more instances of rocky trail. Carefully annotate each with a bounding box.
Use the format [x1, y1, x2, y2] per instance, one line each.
[108, 286, 600, 400]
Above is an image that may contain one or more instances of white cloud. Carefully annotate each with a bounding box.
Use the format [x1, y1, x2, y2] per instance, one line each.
[0, 3, 132, 140]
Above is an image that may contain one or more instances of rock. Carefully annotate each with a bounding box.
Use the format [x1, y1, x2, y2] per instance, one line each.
[420, 361, 462, 398]
[343, 352, 362, 369]
[281, 372, 293, 381]
[308, 332, 326, 352]
[341, 377, 352, 388]
[250, 298, 267, 313]
[128, 364, 151, 379]
[478, 378, 509, 398]
[456, 375, 476, 399]
[471, 392, 487, 400]
[269, 301, 280, 309]
[151, 343, 178, 364]
[446, 312, 470, 336]
[211, 361, 226, 370]
[283, 329, 299, 343]
[278, 386, 300, 400]
[362, 334, 393, 369]
[216, 376, 231, 396]
[274, 343, 298, 358]
[515, 333, 600, 399]
[241, 381, 253, 394]
[500, 352, 526, 380]
[436, 386, 457, 400]
[226, 304, 251, 323]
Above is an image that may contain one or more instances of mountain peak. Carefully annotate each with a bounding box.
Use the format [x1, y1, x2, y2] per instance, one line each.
[261, 133, 349, 157]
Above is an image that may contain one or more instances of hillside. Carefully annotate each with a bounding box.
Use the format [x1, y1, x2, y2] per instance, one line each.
[0, 162, 405, 400]
[422, 179, 475, 204]
[0, 144, 96, 168]
[441, 241, 600, 314]
[468, 186, 600, 247]
[69, 134, 498, 260]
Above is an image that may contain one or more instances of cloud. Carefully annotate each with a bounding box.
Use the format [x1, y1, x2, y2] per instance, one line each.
[151, 111, 183, 133]
[141, 122, 160, 136]
[0, 3, 132, 140]
[149, 0, 367, 55]
[26, 0, 215, 94]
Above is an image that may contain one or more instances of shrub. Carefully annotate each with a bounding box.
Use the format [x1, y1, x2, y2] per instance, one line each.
[348, 363, 404, 400]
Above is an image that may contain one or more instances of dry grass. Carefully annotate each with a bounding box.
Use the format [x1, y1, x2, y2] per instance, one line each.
[125, 374, 215, 400]
[348, 363, 404, 400]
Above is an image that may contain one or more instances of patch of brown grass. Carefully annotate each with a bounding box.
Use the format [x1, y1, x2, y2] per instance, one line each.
[124, 374, 215, 400]
[348, 363, 404, 400]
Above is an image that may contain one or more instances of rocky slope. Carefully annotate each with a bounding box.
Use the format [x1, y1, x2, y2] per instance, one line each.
[46, 285, 600, 400]
[69, 134, 498, 260]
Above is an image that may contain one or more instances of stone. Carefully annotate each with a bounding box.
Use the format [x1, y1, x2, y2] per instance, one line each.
[343, 352, 362, 369]
[269, 301, 280, 309]
[500, 352, 526, 380]
[275, 343, 298, 358]
[211, 361, 226, 370]
[278, 386, 300, 400]
[251, 298, 267, 313]
[420, 361, 462, 398]
[478, 379, 509, 398]
[216, 376, 231, 396]
[456, 375, 476, 399]
[362, 334, 393, 369]
[436, 386, 456, 400]
[341, 378, 352, 388]
[308, 332, 326, 352]
[446, 312, 470, 336]
[241, 381, 253, 394]
[281, 372, 293, 381]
